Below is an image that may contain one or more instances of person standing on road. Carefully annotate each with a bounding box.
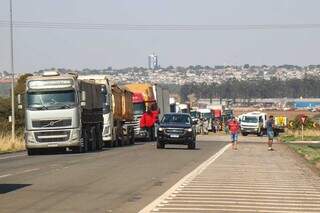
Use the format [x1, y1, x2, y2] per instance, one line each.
[267, 115, 275, 151]
[228, 116, 240, 150]
[140, 107, 156, 141]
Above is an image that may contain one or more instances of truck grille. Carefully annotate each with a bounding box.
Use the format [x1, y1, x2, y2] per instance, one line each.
[165, 128, 185, 135]
[34, 131, 70, 143]
[32, 119, 72, 128]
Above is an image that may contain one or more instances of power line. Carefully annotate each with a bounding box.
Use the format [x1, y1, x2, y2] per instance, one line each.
[1, 20, 320, 31]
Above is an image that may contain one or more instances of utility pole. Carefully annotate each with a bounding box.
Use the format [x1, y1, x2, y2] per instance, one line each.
[9, 0, 15, 142]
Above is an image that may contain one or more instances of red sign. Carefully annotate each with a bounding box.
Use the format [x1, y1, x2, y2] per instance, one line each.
[300, 115, 308, 124]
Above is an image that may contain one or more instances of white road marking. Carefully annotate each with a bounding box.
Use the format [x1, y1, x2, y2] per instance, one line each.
[0, 154, 27, 160]
[16, 168, 40, 174]
[0, 174, 12, 179]
[139, 143, 231, 213]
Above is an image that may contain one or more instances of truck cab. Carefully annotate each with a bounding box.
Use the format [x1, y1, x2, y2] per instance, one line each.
[22, 71, 103, 155]
[240, 112, 267, 136]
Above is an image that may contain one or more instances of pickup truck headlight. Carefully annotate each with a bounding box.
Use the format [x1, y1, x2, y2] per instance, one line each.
[187, 128, 193, 132]
[158, 127, 164, 132]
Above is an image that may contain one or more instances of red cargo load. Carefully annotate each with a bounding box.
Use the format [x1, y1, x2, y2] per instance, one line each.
[214, 110, 222, 118]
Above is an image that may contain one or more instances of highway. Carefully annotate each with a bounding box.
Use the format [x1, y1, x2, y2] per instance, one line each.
[0, 137, 226, 213]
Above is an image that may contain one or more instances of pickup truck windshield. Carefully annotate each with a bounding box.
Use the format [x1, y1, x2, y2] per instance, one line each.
[133, 103, 146, 115]
[162, 114, 191, 125]
[27, 90, 75, 110]
[190, 111, 198, 118]
[242, 116, 258, 123]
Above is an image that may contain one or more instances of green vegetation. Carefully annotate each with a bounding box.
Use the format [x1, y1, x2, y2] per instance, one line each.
[282, 135, 320, 142]
[288, 144, 320, 166]
[0, 83, 11, 97]
[0, 74, 32, 135]
[180, 77, 320, 101]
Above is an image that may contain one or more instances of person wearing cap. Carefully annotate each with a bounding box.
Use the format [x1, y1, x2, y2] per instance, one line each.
[228, 116, 240, 150]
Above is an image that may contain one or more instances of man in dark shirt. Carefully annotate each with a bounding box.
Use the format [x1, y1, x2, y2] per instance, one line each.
[266, 115, 275, 151]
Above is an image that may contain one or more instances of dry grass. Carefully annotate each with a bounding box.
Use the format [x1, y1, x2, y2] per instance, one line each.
[0, 135, 25, 153]
[286, 129, 320, 137]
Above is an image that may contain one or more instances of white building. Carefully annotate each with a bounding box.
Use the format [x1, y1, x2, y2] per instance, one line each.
[148, 53, 159, 70]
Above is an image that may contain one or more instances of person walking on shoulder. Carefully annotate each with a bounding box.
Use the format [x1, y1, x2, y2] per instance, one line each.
[267, 115, 275, 151]
[228, 116, 240, 150]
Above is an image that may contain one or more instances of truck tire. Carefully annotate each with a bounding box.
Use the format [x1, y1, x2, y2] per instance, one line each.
[129, 127, 135, 145]
[27, 148, 38, 156]
[188, 141, 196, 150]
[78, 130, 89, 153]
[242, 132, 248, 136]
[157, 140, 165, 149]
[90, 127, 97, 152]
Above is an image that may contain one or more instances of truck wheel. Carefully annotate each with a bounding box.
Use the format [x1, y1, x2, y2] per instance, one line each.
[242, 132, 248, 136]
[96, 126, 103, 150]
[129, 127, 135, 145]
[90, 127, 97, 152]
[157, 141, 165, 149]
[79, 131, 89, 153]
[27, 149, 38, 156]
[188, 141, 196, 150]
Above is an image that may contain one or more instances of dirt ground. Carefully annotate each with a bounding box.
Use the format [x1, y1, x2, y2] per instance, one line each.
[234, 107, 320, 120]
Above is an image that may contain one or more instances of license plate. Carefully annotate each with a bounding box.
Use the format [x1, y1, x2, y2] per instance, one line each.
[48, 144, 58, 147]
[170, 134, 179, 138]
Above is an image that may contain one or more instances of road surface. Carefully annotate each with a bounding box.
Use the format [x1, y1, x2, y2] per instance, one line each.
[0, 137, 226, 213]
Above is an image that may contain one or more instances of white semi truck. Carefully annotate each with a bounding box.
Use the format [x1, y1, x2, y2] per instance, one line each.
[19, 71, 104, 155]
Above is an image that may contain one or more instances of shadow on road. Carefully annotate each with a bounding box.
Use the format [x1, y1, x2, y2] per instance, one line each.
[0, 184, 31, 194]
[161, 147, 200, 151]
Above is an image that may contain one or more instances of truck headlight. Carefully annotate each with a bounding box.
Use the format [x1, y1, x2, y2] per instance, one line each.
[27, 132, 36, 143]
[103, 126, 110, 135]
[72, 129, 80, 140]
[158, 127, 164, 132]
[187, 128, 193, 132]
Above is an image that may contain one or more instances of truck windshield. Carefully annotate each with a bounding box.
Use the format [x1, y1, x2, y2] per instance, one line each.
[202, 113, 212, 119]
[101, 93, 111, 114]
[242, 116, 258, 123]
[162, 114, 191, 125]
[133, 103, 146, 115]
[27, 90, 75, 110]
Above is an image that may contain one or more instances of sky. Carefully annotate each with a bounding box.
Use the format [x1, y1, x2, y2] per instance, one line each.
[0, 0, 320, 73]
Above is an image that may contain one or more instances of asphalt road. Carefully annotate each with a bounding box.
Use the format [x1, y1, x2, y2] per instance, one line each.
[0, 137, 226, 213]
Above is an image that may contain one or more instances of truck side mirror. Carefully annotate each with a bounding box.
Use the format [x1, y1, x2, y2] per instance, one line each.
[80, 91, 86, 107]
[17, 94, 23, 110]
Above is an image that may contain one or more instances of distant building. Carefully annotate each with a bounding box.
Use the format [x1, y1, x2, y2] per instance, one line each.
[148, 53, 159, 70]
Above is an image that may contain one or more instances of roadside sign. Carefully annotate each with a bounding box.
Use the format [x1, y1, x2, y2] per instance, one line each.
[300, 115, 308, 124]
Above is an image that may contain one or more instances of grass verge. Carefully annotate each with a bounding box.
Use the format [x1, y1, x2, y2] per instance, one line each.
[288, 144, 320, 170]
[281, 135, 320, 142]
[0, 135, 25, 153]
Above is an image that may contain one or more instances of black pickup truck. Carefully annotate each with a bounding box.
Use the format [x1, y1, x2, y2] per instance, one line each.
[157, 113, 197, 149]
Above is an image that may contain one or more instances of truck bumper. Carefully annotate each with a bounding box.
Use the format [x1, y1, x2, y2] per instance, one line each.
[103, 135, 112, 142]
[241, 128, 258, 134]
[25, 129, 81, 149]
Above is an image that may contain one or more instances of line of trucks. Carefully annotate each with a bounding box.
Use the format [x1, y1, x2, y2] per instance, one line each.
[17, 71, 169, 155]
